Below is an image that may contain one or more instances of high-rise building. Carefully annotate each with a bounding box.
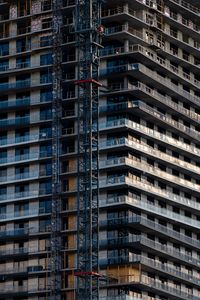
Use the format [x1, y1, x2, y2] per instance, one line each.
[0, 0, 200, 299]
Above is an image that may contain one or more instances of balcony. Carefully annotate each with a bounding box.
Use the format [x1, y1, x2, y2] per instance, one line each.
[123, 100, 200, 140]
[0, 228, 29, 239]
[129, 81, 200, 118]
[0, 171, 39, 183]
[101, 156, 200, 194]
[100, 137, 200, 177]
[0, 80, 30, 91]
[0, 116, 30, 127]
[0, 97, 30, 109]
[100, 119, 200, 158]
[103, 234, 200, 267]
[137, 236, 200, 267]
[168, 0, 200, 16]
[0, 133, 52, 147]
[101, 168, 200, 211]
[103, 254, 200, 286]
[0, 207, 50, 222]
[0, 286, 28, 297]
[0, 246, 50, 258]
[0, 190, 39, 203]
[100, 296, 142, 300]
[139, 255, 200, 286]
[0, 96, 52, 110]
[101, 214, 200, 250]
[99, 189, 200, 229]
[0, 77, 52, 92]
[0, 151, 51, 165]
[102, 62, 200, 100]
[100, 43, 200, 78]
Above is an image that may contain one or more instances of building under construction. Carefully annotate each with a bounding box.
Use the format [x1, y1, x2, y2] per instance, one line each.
[1, 0, 200, 299]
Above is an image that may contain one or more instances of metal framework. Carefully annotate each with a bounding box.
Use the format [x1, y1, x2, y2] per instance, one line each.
[75, 0, 103, 299]
[51, 0, 63, 299]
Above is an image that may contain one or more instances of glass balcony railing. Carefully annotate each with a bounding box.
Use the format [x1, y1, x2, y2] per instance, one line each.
[99, 191, 200, 228]
[0, 133, 52, 147]
[102, 234, 199, 267]
[100, 137, 200, 176]
[0, 190, 39, 202]
[130, 81, 200, 119]
[0, 208, 50, 221]
[100, 296, 141, 300]
[0, 171, 39, 183]
[0, 97, 30, 108]
[0, 151, 52, 164]
[0, 246, 50, 256]
[100, 119, 200, 157]
[101, 156, 200, 194]
[101, 214, 200, 250]
[0, 226, 51, 238]
[0, 228, 29, 238]
[0, 77, 52, 91]
[0, 116, 30, 127]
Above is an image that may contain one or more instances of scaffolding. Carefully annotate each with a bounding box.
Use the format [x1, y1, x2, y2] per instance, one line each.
[75, 0, 103, 299]
[51, 0, 63, 299]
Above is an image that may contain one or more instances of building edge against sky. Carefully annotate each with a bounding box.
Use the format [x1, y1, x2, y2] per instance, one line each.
[1, 0, 200, 299]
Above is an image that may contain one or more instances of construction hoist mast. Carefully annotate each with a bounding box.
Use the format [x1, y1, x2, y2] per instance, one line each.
[75, 0, 103, 299]
[51, 0, 63, 299]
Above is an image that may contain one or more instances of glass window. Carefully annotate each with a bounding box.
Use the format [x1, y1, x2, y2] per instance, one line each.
[40, 90, 52, 102]
[0, 60, 8, 71]
[40, 35, 52, 47]
[0, 43, 9, 56]
[40, 53, 53, 65]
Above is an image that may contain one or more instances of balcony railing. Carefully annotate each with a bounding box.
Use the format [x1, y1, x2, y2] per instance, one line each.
[100, 119, 200, 158]
[0, 116, 30, 127]
[0, 246, 50, 256]
[0, 133, 52, 147]
[100, 137, 200, 176]
[0, 77, 52, 91]
[101, 214, 200, 250]
[99, 190, 200, 228]
[0, 190, 39, 202]
[101, 157, 200, 202]
[0, 151, 51, 165]
[0, 208, 50, 221]
[0, 171, 39, 183]
[102, 234, 200, 267]
[0, 96, 52, 109]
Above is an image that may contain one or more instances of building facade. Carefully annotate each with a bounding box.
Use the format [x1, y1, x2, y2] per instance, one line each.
[0, 0, 200, 299]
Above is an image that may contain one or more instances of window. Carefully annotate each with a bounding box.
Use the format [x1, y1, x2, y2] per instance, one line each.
[16, 38, 31, 53]
[15, 147, 29, 157]
[15, 165, 29, 175]
[16, 56, 30, 69]
[40, 90, 52, 102]
[39, 199, 51, 213]
[0, 150, 7, 162]
[40, 108, 52, 120]
[41, 0, 52, 11]
[0, 132, 7, 145]
[42, 18, 52, 29]
[0, 43, 9, 56]
[14, 202, 29, 216]
[40, 53, 53, 65]
[40, 126, 52, 138]
[40, 35, 52, 47]
[39, 181, 52, 195]
[0, 60, 8, 71]
[40, 71, 52, 84]
[15, 184, 29, 193]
